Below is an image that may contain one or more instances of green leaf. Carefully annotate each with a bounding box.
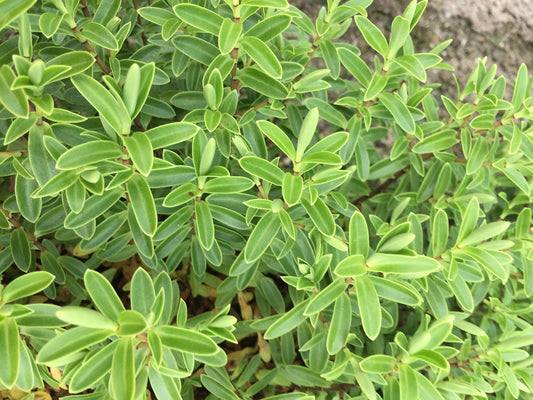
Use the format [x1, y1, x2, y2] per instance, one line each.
[399, 364, 418, 400]
[349, 211, 369, 258]
[244, 14, 292, 42]
[456, 197, 479, 244]
[0, 319, 19, 387]
[378, 92, 415, 134]
[124, 132, 153, 176]
[392, 55, 427, 82]
[364, 73, 388, 101]
[15, 174, 41, 222]
[201, 375, 241, 400]
[240, 156, 284, 185]
[84, 269, 125, 322]
[326, 292, 351, 354]
[145, 122, 199, 149]
[305, 98, 347, 129]
[257, 120, 295, 159]
[511, 63, 529, 111]
[455, 247, 509, 281]
[195, 201, 215, 250]
[0, 0, 36, 31]
[388, 16, 410, 59]
[411, 349, 449, 369]
[412, 129, 458, 153]
[172, 36, 219, 65]
[459, 221, 510, 247]
[360, 355, 396, 374]
[2, 271, 54, 304]
[465, 137, 488, 175]
[219, 18, 242, 55]
[282, 173, 303, 206]
[495, 164, 530, 195]
[304, 278, 347, 316]
[4, 113, 37, 144]
[338, 47, 372, 87]
[409, 315, 454, 353]
[334, 255, 366, 278]
[173, 4, 223, 36]
[301, 197, 335, 237]
[355, 276, 381, 340]
[127, 174, 157, 237]
[241, 36, 282, 79]
[10, 228, 32, 272]
[263, 299, 309, 340]
[320, 40, 340, 79]
[71, 74, 130, 135]
[241, 0, 288, 7]
[81, 22, 118, 50]
[37, 327, 115, 364]
[163, 182, 198, 207]
[236, 67, 289, 100]
[203, 176, 254, 193]
[244, 211, 281, 263]
[0, 66, 28, 118]
[45, 51, 95, 81]
[416, 370, 446, 400]
[367, 253, 441, 276]
[133, 63, 155, 118]
[296, 107, 319, 159]
[369, 276, 422, 306]
[154, 326, 218, 355]
[56, 306, 117, 330]
[355, 16, 388, 58]
[69, 342, 117, 393]
[117, 310, 146, 336]
[64, 188, 123, 229]
[123, 63, 141, 117]
[56, 141, 123, 170]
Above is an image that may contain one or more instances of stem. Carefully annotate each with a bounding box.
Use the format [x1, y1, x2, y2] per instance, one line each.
[72, 27, 112, 75]
[0, 204, 47, 252]
[132, 0, 149, 46]
[80, 0, 91, 18]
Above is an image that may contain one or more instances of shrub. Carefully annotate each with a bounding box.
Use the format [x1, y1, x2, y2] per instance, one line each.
[0, 0, 532, 398]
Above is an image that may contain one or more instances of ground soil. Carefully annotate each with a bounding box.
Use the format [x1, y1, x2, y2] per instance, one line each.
[292, 0, 533, 100]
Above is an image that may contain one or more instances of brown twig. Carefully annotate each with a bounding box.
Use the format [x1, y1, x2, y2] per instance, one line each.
[132, 0, 148, 46]
[72, 26, 112, 75]
[0, 204, 47, 252]
[80, 0, 91, 18]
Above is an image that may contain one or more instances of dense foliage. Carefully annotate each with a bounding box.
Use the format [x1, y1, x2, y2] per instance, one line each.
[0, 0, 533, 399]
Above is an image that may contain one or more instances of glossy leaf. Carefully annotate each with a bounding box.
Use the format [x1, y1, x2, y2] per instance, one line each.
[241, 36, 282, 79]
[355, 276, 381, 340]
[124, 132, 153, 176]
[173, 4, 223, 36]
[2, 271, 54, 304]
[71, 74, 130, 135]
[154, 326, 218, 355]
[84, 269, 125, 322]
[236, 67, 289, 100]
[37, 327, 115, 364]
[56, 141, 123, 170]
[244, 211, 281, 262]
[127, 174, 157, 237]
[0, 319, 19, 387]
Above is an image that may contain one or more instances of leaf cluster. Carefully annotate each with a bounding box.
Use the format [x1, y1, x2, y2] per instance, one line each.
[0, 0, 532, 399]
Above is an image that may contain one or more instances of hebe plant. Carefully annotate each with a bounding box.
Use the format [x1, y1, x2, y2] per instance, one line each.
[0, 0, 532, 398]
